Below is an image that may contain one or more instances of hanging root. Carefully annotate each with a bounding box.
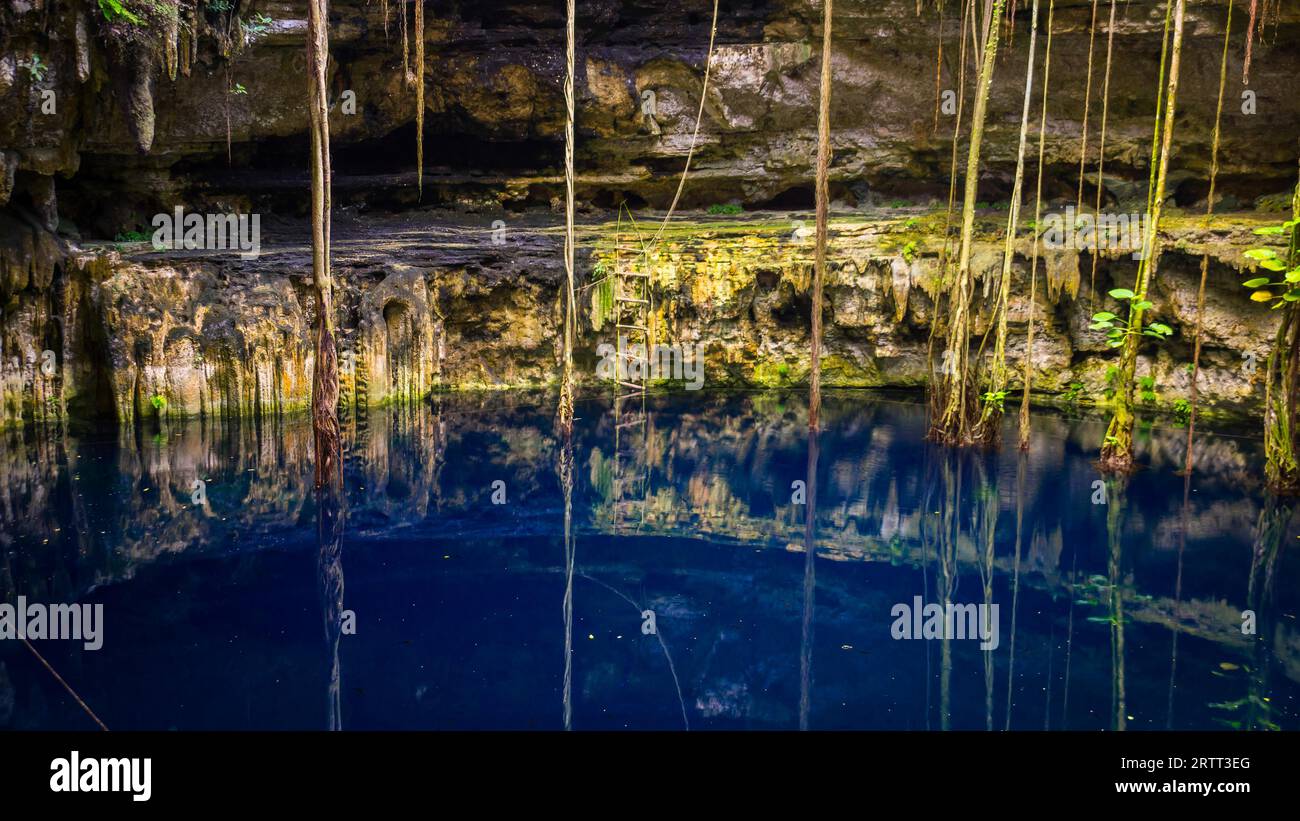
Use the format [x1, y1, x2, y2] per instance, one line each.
[415, 0, 425, 199]
[307, 0, 341, 489]
[1243, 0, 1258, 85]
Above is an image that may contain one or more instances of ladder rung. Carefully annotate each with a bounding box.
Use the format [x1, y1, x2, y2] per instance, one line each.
[617, 296, 649, 304]
[616, 380, 645, 390]
[617, 323, 649, 332]
[617, 419, 645, 428]
[620, 272, 651, 278]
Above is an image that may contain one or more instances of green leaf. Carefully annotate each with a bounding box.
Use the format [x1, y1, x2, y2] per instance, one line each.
[1253, 226, 1286, 236]
[1245, 248, 1278, 261]
[98, 0, 141, 24]
[1108, 288, 1136, 300]
[1147, 323, 1172, 335]
[1133, 300, 1153, 312]
[1243, 277, 1272, 288]
[1261, 259, 1287, 271]
[1091, 311, 1117, 322]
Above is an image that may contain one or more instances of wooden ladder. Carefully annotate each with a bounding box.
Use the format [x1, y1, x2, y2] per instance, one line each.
[611, 209, 652, 532]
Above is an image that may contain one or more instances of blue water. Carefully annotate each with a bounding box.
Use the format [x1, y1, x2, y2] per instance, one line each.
[1, 390, 1297, 730]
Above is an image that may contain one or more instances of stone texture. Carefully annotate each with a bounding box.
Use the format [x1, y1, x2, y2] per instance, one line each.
[0, 207, 1284, 429]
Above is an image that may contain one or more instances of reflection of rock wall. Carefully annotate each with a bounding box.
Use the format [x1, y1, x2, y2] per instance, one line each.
[1, 394, 1290, 675]
[0, 210, 1284, 429]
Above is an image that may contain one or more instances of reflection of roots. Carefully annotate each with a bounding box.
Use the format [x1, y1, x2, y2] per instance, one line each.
[579, 574, 689, 730]
[317, 487, 345, 731]
[560, 432, 575, 730]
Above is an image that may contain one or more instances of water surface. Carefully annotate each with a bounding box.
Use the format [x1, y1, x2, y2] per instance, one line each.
[1, 391, 1297, 730]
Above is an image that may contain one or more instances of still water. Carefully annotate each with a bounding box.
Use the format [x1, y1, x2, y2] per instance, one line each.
[1, 391, 1297, 730]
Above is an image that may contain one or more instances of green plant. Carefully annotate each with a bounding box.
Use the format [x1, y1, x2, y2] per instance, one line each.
[114, 230, 149, 242]
[706, 203, 742, 216]
[241, 12, 273, 37]
[150, 394, 167, 412]
[98, 0, 141, 23]
[1241, 220, 1300, 309]
[901, 239, 918, 263]
[1172, 397, 1192, 424]
[980, 389, 1008, 411]
[1137, 375, 1157, 404]
[23, 54, 47, 82]
[589, 261, 614, 332]
[231, 82, 248, 95]
[1061, 381, 1086, 404]
[1103, 365, 1121, 401]
[206, 0, 234, 12]
[1090, 288, 1173, 347]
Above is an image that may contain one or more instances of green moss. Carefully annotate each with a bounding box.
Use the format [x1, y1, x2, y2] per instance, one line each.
[752, 361, 797, 387]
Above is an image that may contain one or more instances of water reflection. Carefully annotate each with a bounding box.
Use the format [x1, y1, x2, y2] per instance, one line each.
[0, 391, 1296, 730]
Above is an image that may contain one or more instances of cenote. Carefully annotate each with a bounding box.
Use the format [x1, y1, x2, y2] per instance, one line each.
[1, 390, 1296, 731]
[3, 0, 1300, 756]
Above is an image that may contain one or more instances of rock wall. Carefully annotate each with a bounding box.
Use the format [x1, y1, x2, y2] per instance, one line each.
[0, 208, 1284, 428]
[1, 1, 1297, 429]
[2, 1, 1298, 229]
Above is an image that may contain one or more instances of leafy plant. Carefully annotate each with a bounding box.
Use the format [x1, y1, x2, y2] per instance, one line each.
[1241, 221, 1300, 309]
[1172, 397, 1192, 424]
[241, 12, 273, 37]
[1137, 375, 1157, 404]
[1103, 365, 1121, 401]
[1061, 381, 1086, 404]
[901, 239, 918, 263]
[980, 389, 1007, 411]
[150, 394, 167, 412]
[589, 260, 614, 332]
[706, 203, 742, 216]
[231, 82, 248, 95]
[114, 230, 149, 242]
[23, 54, 47, 82]
[1090, 288, 1173, 347]
[98, 0, 141, 24]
